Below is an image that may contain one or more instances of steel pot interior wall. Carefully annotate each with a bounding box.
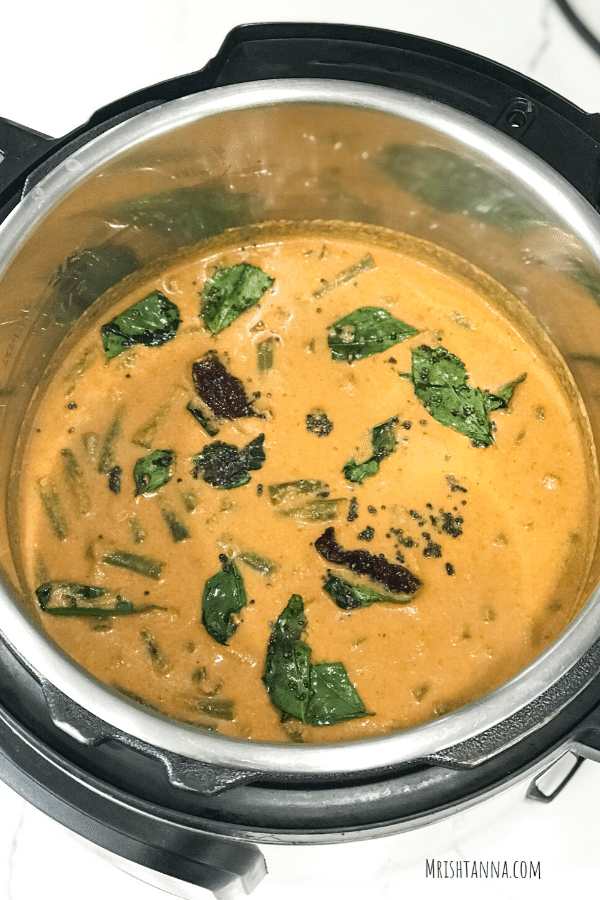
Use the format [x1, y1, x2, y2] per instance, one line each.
[2, 81, 600, 770]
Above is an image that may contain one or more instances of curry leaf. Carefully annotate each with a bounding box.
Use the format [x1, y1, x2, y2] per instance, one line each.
[101, 291, 181, 361]
[186, 401, 220, 436]
[263, 594, 367, 726]
[202, 556, 248, 645]
[263, 594, 312, 721]
[200, 263, 274, 334]
[343, 416, 398, 483]
[133, 449, 175, 496]
[305, 663, 367, 726]
[35, 582, 158, 617]
[192, 434, 265, 489]
[328, 307, 418, 362]
[492, 373, 528, 408]
[405, 345, 526, 446]
[323, 574, 413, 610]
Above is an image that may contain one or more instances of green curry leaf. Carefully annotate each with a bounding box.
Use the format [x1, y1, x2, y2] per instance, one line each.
[263, 595, 367, 726]
[405, 345, 526, 446]
[322, 574, 413, 610]
[263, 594, 312, 722]
[328, 307, 418, 362]
[35, 582, 158, 617]
[200, 263, 274, 334]
[101, 291, 181, 361]
[133, 449, 175, 496]
[202, 557, 248, 645]
[305, 663, 368, 726]
[343, 416, 398, 483]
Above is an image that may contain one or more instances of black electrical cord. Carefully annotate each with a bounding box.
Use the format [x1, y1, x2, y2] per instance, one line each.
[554, 0, 600, 59]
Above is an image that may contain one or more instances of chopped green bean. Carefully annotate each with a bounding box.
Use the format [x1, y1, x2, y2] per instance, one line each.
[103, 549, 164, 580]
[269, 480, 329, 505]
[181, 490, 197, 512]
[140, 630, 169, 669]
[191, 666, 208, 683]
[98, 412, 122, 474]
[237, 550, 278, 576]
[160, 506, 190, 542]
[257, 337, 274, 372]
[312, 254, 375, 299]
[60, 448, 91, 514]
[82, 431, 100, 463]
[37, 477, 68, 540]
[132, 402, 170, 448]
[34, 557, 50, 586]
[63, 345, 97, 396]
[128, 516, 146, 544]
[194, 697, 235, 720]
[279, 498, 347, 522]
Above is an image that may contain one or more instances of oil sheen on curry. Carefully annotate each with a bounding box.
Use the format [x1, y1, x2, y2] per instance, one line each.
[18, 222, 598, 744]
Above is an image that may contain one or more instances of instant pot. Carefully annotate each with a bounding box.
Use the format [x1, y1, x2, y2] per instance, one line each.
[3, 22, 600, 897]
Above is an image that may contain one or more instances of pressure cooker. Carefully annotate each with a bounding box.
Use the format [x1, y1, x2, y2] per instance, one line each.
[3, 22, 600, 898]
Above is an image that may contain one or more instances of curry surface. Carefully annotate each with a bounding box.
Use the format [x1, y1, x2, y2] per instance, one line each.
[17, 223, 599, 743]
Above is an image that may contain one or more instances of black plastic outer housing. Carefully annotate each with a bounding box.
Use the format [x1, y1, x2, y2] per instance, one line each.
[3, 20, 600, 898]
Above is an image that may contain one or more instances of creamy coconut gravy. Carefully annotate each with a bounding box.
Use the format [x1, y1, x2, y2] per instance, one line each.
[17, 222, 598, 743]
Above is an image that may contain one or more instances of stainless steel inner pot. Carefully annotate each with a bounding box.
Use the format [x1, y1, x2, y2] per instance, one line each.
[2, 78, 600, 777]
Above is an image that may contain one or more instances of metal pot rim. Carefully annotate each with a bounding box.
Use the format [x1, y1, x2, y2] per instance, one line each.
[2, 78, 600, 776]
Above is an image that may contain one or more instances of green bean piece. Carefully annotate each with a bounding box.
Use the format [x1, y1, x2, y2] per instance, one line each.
[63, 345, 96, 396]
[34, 557, 50, 586]
[257, 337, 274, 372]
[194, 697, 235, 720]
[280, 498, 347, 522]
[82, 431, 100, 463]
[181, 490, 197, 512]
[140, 630, 169, 670]
[60, 448, 90, 514]
[128, 516, 146, 544]
[37, 477, 68, 540]
[103, 549, 164, 580]
[161, 507, 190, 542]
[191, 666, 208, 683]
[312, 254, 375, 299]
[237, 550, 278, 576]
[132, 402, 170, 448]
[268, 480, 329, 505]
[98, 412, 122, 474]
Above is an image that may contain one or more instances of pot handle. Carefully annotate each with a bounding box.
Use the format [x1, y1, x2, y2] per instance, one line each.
[0, 683, 267, 899]
[107, 21, 600, 210]
[0, 117, 56, 209]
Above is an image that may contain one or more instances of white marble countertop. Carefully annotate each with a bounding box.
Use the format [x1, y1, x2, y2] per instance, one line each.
[3, 1, 600, 898]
